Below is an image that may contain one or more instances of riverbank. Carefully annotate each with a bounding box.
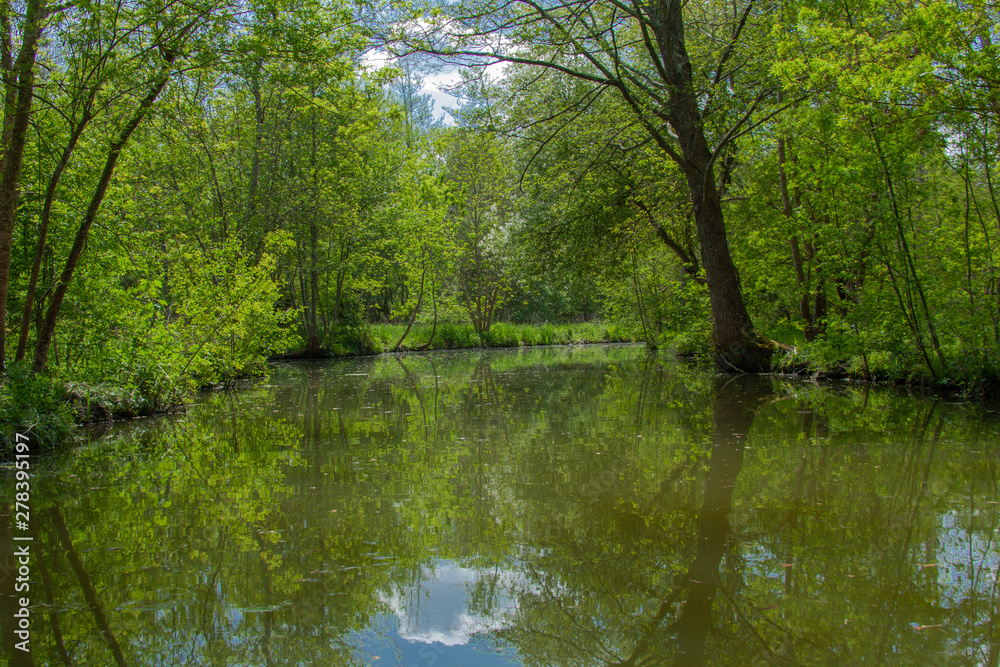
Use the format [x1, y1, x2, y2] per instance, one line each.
[6, 317, 997, 456]
[772, 342, 1000, 399]
[0, 322, 637, 453]
[0, 362, 186, 453]
[276, 321, 636, 359]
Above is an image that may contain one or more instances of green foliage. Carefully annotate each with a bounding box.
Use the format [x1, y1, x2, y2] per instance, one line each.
[165, 234, 299, 385]
[65, 377, 178, 422]
[481, 321, 520, 347]
[518, 324, 541, 346]
[325, 324, 383, 357]
[0, 364, 74, 450]
[365, 321, 627, 352]
[435, 322, 482, 349]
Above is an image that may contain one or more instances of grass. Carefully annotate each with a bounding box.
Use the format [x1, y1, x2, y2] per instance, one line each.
[369, 321, 634, 352]
[0, 360, 189, 456]
[0, 363, 75, 452]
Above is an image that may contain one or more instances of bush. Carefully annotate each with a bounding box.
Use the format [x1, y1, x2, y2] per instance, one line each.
[327, 324, 382, 356]
[0, 363, 74, 452]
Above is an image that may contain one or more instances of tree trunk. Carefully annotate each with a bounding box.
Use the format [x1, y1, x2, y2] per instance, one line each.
[0, 4, 19, 175]
[393, 254, 426, 351]
[17, 108, 92, 361]
[304, 101, 321, 354]
[245, 62, 263, 224]
[304, 219, 321, 354]
[651, 0, 774, 372]
[415, 276, 438, 350]
[0, 0, 46, 373]
[33, 67, 172, 373]
[682, 150, 772, 372]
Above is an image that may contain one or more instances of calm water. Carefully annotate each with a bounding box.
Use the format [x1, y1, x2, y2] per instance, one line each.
[2, 345, 999, 665]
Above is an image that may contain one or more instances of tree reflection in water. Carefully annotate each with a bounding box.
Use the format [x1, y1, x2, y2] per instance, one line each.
[2, 348, 999, 666]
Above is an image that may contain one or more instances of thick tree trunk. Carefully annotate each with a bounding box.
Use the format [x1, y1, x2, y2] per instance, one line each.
[651, 0, 775, 373]
[685, 162, 772, 372]
[674, 123, 772, 370]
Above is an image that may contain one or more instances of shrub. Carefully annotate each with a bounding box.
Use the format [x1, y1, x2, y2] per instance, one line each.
[328, 324, 382, 356]
[0, 363, 74, 452]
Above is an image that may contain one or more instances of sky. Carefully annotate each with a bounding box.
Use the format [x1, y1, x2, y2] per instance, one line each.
[361, 34, 511, 126]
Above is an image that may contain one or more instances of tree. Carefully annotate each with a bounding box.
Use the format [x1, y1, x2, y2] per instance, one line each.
[733, 0, 999, 382]
[499, 68, 706, 342]
[390, 55, 444, 147]
[0, 0, 249, 375]
[0, 0, 51, 373]
[445, 131, 512, 335]
[395, 0, 788, 370]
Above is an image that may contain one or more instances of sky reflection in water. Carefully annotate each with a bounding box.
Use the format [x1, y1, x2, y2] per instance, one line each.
[1, 345, 998, 665]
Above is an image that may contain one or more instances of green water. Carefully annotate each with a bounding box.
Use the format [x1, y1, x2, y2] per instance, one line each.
[2, 345, 998, 665]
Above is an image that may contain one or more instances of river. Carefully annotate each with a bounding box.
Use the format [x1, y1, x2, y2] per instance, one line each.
[2, 345, 998, 665]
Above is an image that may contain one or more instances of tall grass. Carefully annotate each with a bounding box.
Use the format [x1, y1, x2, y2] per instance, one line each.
[368, 321, 632, 352]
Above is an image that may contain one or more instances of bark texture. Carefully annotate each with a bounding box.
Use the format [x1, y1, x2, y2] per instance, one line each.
[649, 0, 774, 372]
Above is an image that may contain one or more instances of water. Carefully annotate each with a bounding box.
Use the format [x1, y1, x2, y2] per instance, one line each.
[2, 345, 998, 665]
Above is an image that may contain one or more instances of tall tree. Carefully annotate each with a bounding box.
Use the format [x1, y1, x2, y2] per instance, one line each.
[29, 0, 228, 373]
[0, 0, 50, 373]
[396, 0, 787, 370]
[446, 131, 512, 335]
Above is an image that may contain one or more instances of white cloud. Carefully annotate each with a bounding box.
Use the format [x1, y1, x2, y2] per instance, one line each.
[360, 48, 395, 71]
[382, 561, 521, 646]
